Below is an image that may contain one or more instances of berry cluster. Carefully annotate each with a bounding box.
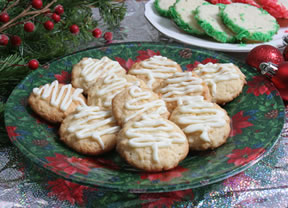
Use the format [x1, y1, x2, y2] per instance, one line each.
[92, 28, 113, 42]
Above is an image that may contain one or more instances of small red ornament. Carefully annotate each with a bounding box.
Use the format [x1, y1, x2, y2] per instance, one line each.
[28, 59, 39, 70]
[0, 12, 9, 23]
[11, 35, 21, 46]
[104, 32, 113, 41]
[92, 28, 102, 38]
[44, 20, 54, 31]
[51, 13, 61, 23]
[0, 34, 9, 45]
[54, 5, 64, 15]
[31, 0, 43, 9]
[70, 24, 79, 34]
[246, 45, 284, 70]
[24, 22, 35, 32]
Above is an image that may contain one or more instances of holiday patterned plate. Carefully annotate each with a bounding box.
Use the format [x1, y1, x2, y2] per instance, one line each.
[4, 42, 285, 193]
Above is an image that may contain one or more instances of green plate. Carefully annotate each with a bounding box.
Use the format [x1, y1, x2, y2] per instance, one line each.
[4, 42, 285, 193]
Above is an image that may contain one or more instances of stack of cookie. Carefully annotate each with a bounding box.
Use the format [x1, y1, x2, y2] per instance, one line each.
[28, 55, 246, 172]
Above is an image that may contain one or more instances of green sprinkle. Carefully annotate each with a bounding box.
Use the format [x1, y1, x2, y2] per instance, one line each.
[240, 13, 245, 21]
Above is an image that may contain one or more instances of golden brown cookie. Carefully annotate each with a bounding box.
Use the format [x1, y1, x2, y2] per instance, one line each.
[193, 62, 246, 104]
[59, 106, 120, 155]
[128, 55, 182, 90]
[112, 85, 170, 126]
[116, 114, 189, 172]
[170, 96, 231, 151]
[28, 80, 86, 123]
[71, 56, 126, 93]
[155, 71, 211, 112]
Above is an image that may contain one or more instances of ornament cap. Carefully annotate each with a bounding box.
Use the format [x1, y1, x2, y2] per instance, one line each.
[259, 62, 278, 78]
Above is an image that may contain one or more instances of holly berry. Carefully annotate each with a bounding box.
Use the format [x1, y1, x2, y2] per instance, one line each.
[70, 24, 79, 34]
[31, 0, 43, 9]
[11, 35, 22, 46]
[28, 59, 39, 70]
[51, 13, 61, 23]
[0, 12, 10, 23]
[24, 22, 35, 32]
[104, 32, 113, 41]
[92, 28, 102, 38]
[44, 20, 54, 31]
[0, 34, 9, 45]
[54, 5, 64, 15]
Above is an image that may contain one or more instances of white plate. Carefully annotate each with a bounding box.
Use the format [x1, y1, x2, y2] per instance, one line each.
[144, 0, 287, 52]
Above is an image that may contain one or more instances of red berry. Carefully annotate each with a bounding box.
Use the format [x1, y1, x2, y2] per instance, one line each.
[92, 28, 102, 38]
[11, 35, 22, 46]
[28, 59, 39, 70]
[0, 34, 9, 45]
[31, 0, 43, 9]
[104, 32, 113, 41]
[69, 24, 79, 34]
[44, 20, 54, 31]
[51, 13, 61, 23]
[0, 13, 10, 23]
[54, 5, 64, 15]
[24, 22, 35, 32]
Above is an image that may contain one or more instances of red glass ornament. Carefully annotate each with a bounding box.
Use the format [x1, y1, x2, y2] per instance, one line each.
[246, 45, 284, 70]
[0, 12, 9, 23]
[31, 0, 43, 9]
[54, 5, 64, 15]
[92, 28, 102, 38]
[70, 24, 79, 34]
[44, 20, 54, 31]
[28, 59, 39, 70]
[0, 34, 9, 45]
[104, 32, 113, 41]
[24, 22, 35, 32]
[51, 13, 61, 23]
[283, 45, 288, 61]
[11, 35, 21, 46]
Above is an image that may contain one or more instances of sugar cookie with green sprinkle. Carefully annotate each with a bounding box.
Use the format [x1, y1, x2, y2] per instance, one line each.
[154, 0, 177, 17]
[169, 0, 206, 35]
[195, 4, 236, 43]
[220, 3, 279, 42]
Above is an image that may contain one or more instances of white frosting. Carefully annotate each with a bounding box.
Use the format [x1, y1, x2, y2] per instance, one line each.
[129, 56, 178, 88]
[124, 85, 168, 123]
[193, 63, 240, 96]
[33, 80, 86, 111]
[67, 106, 120, 149]
[126, 115, 186, 162]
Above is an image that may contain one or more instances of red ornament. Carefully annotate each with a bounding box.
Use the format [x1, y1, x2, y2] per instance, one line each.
[51, 13, 61, 23]
[92, 28, 102, 38]
[24, 22, 35, 32]
[54, 5, 64, 15]
[0, 34, 9, 45]
[44, 20, 54, 31]
[0, 12, 9, 23]
[28, 59, 39, 70]
[31, 0, 43, 9]
[104, 32, 113, 41]
[246, 45, 284, 70]
[70, 24, 79, 34]
[11, 35, 22, 46]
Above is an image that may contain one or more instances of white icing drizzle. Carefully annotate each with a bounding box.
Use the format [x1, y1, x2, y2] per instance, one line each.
[193, 62, 240, 96]
[159, 72, 204, 105]
[129, 55, 178, 88]
[124, 86, 168, 123]
[80, 57, 124, 82]
[33, 80, 86, 111]
[126, 115, 186, 163]
[67, 106, 120, 149]
[175, 96, 226, 143]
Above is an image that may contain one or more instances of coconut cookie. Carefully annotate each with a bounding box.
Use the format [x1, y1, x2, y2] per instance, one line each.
[195, 4, 236, 43]
[128, 55, 182, 90]
[71, 56, 126, 94]
[170, 96, 231, 151]
[193, 62, 246, 104]
[154, 0, 177, 17]
[112, 85, 169, 126]
[28, 80, 86, 123]
[87, 74, 147, 110]
[220, 3, 279, 42]
[116, 114, 189, 172]
[169, 0, 206, 35]
[59, 106, 120, 155]
[155, 71, 211, 113]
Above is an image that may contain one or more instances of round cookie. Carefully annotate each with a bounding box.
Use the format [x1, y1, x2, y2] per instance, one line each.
[170, 96, 231, 151]
[28, 80, 86, 123]
[155, 71, 211, 113]
[195, 4, 236, 43]
[128, 55, 182, 90]
[112, 85, 169, 126]
[87, 74, 147, 110]
[59, 106, 120, 155]
[220, 3, 279, 42]
[193, 62, 246, 104]
[116, 114, 189, 172]
[71, 56, 126, 94]
[154, 0, 177, 17]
